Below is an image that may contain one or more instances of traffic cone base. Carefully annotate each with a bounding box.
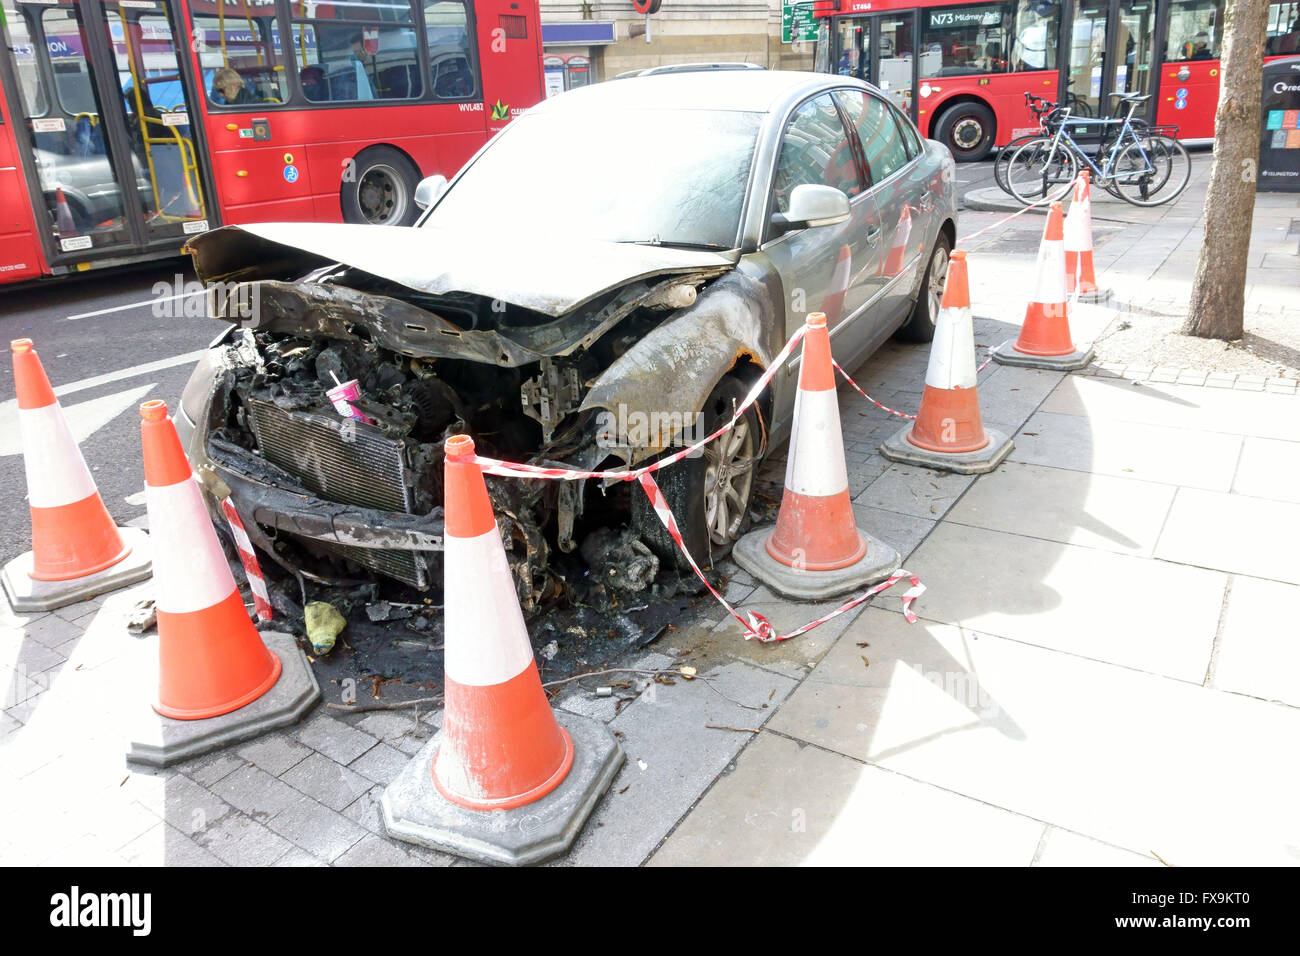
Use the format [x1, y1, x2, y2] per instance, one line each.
[128, 632, 320, 768]
[382, 433, 622, 865]
[128, 400, 319, 767]
[735, 311, 901, 601]
[992, 337, 1095, 372]
[2, 526, 152, 614]
[382, 708, 624, 866]
[880, 423, 1015, 476]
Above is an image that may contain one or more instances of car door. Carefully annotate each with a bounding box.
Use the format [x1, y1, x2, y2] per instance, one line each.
[760, 92, 883, 366]
[835, 89, 929, 334]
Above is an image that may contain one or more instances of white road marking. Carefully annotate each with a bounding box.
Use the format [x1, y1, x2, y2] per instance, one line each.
[65, 290, 193, 321]
[0, 383, 157, 458]
[47, 350, 206, 401]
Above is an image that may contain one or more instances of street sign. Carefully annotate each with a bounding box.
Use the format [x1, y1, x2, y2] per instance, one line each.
[782, 0, 817, 43]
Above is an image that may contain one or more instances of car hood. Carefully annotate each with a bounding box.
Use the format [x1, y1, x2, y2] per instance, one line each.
[186, 222, 737, 318]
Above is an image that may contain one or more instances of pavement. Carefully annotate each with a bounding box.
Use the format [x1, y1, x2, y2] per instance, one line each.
[2, 167, 1298, 866]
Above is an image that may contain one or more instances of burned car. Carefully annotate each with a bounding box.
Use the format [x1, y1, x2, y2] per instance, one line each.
[175, 70, 957, 611]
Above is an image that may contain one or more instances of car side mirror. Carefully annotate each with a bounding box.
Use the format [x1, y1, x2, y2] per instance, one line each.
[414, 174, 448, 210]
[770, 183, 850, 235]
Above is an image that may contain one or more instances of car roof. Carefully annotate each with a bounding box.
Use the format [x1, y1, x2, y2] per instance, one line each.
[527, 70, 860, 116]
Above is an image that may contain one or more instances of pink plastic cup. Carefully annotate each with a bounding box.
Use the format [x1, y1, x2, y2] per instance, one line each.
[326, 379, 374, 424]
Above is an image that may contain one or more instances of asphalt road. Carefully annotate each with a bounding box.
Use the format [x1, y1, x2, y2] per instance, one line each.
[0, 158, 1001, 567]
[0, 256, 228, 564]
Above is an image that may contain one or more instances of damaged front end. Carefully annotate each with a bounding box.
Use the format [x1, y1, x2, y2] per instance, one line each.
[181, 223, 748, 614]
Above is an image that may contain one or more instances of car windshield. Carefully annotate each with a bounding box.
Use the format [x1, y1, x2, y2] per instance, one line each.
[423, 108, 763, 249]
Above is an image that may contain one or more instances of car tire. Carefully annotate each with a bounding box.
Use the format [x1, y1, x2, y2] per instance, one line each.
[895, 232, 951, 343]
[341, 146, 421, 226]
[935, 102, 996, 163]
[631, 375, 761, 571]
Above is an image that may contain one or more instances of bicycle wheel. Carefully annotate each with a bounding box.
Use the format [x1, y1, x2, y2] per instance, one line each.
[1112, 138, 1190, 206]
[1006, 139, 1078, 205]
[994, 134, 1045, 194]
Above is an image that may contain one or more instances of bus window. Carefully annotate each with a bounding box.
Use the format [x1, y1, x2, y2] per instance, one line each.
[290, 0, 421, 102]
[1267, 1, 1300, 55]
[424, 0, 478, 100]
[920, 2, 1011, 79]
[1164, 0, 1223, 62]
[1011, 0, 1059, 71]
[1, 4, 48, 117]
[189, 1, 287, 106]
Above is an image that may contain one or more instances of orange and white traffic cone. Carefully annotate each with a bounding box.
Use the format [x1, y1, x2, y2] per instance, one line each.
[1063, 172, 1111, 303]
[993, 201, 1094, 371]
[881, 252, 1013, 474]
[140, 399, 281, 719]
[54, 188, 77, 238]
[127, 400, 319, 767]
[733, 312, 899, 601]
[1, 339, 151, 612]
[380, 433, 623, 865]
[819, 244, 852, 327]
[880, 205, 912, 279]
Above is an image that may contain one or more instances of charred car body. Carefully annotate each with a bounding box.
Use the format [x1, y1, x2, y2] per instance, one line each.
[175, 71, 958, 611]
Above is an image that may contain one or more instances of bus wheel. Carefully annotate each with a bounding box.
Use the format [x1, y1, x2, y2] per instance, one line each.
[343, 147, 420, 226]
[936, 102, 996, 163]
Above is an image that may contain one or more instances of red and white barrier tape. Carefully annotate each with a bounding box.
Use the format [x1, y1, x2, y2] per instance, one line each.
[636, 472, 923, 641]
[957, 173, 1081, 247]
[832, 353, 995, 423]
[472, 320, 924, 642]
[221, 497, 273, 622]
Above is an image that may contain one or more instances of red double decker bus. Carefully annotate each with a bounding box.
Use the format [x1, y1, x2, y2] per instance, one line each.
[0, 0, 543, 285]
[813, 0, 1300, 161]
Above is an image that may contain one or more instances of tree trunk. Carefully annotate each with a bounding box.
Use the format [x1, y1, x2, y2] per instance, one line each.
[1183, 0, 1273, 340]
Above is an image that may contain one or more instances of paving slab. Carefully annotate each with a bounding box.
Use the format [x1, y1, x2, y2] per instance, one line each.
[281, 751, 374, 811]
[1039, 376, 1300, 442]
[1010, 411, 1243, 492]
[265, 794, 369, 863]
[1231, 437, 1300, 504]
[768, 608, 1300, 865]
[649, 731, 1043, 866]
[855, 463, 976, 519]
[947, 461, 1177, 557]
[901, 522, 1223, 682]
[1155, 488, 1300, 585]
[554, 660, 796, 867]
[1210, 575, 1300, 707]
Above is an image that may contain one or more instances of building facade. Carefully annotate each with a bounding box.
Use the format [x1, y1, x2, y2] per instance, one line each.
[539, 1, 817, 92]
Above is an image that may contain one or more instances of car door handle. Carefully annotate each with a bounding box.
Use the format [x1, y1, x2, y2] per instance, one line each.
[865, 226, 882, 245]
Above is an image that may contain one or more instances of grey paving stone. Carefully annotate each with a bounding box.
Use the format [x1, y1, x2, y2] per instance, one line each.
[1205, 372, 1237, 388]
[176, 750, 246, 788]
[856, 463, 976, 520]
[20, 615, 83, 649]
[118, 822, 228, 867]
[193, 812, 297, 867]
[281, 752, 374, 811]
[0, 635, 64, 674]
[210, 764, 306, 821]
[266, 794, 369, 863]
[342, 785, 386, 835]
[333, 834, 425, 867]
[236, 733, 313, 776]
[50, 599, 102, 625]
[148, 773, 235, 835]
[554, 660, 797, 867]
[1176, 370, 1208, 386]
[348, 742, 411, 785]
[273, 847, 328, 866]
[849, 503, 936, 561]
[293, 713, 379, 765]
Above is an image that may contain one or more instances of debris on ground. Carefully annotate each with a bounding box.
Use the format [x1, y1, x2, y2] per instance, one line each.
[576, 527, 660, 612]
[304, 601, 347, 655]
[126, 598, 157, 636]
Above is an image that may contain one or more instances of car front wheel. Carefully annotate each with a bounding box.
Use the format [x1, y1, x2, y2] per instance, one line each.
[631, 375, 761, 569]
[895, 233, 950, 343]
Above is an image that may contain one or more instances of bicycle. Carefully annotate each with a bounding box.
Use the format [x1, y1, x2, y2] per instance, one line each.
[995, 93, 1169, 197]
[1004, 92, 1191, 207]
